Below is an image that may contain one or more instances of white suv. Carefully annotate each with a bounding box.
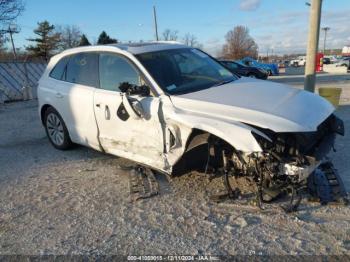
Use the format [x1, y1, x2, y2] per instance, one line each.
[38, 42, 344, 203]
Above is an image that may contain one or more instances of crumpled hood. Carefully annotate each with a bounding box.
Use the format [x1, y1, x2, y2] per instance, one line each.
[170, 77, 334, 132]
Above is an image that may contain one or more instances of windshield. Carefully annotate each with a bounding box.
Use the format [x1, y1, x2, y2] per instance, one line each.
[136, 48, 237, 95]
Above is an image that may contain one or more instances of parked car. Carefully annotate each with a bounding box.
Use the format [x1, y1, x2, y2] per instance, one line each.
[335, 57, 350, 68]
[277, 60, 290, 68]
[239, 57, 279, 76]
[290, 56, 306, 67]
[325, 55, 338, 64]
[330, 56, 340, 64]
[219, 60, 268, 79]
[322, 57, 331, 64]
[38, 43, 344, 204]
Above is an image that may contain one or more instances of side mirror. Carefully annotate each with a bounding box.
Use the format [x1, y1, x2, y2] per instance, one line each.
[119, 82, 150, 96]
[120, 94, 145, 120]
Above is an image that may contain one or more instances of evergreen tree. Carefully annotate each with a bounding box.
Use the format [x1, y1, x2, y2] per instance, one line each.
[97, 31, 117, 45]
[26, 21, 61, 61]
[79, 34, 91, 46]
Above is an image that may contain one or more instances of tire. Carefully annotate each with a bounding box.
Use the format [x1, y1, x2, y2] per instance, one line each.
[248, 73, 257, 78]
[44, 107, 73, 150]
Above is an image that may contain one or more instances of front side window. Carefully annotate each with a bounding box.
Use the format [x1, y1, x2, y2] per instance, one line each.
[50, 56, 69, 80]
[99, 53, 141, 92]
[66, 52, 99, 87]
[136, 48, 236, 95]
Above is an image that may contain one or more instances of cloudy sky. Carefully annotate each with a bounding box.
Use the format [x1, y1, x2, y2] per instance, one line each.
[11, 0, 350, 55]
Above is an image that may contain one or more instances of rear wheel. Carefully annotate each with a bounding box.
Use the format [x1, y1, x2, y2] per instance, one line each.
[44, 107, 73, 150]
[248, 73, 257, 78]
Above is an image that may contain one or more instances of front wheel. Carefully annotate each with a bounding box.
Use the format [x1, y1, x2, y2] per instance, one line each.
[248, 73, 257, 79]
[44, 107, 73, 150]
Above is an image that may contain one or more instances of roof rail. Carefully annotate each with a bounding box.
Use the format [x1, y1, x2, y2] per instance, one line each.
[151, 40, 183, 45]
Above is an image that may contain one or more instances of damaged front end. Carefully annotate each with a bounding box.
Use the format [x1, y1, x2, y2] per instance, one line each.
[207, 114, 346, 211]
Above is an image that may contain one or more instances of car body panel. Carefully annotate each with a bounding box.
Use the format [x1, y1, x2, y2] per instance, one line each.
[171, 77, 334, 133]
[38, 76, 100, 150]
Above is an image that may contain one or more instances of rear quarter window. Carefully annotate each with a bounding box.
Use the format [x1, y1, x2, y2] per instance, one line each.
[49, 56, 69, 80]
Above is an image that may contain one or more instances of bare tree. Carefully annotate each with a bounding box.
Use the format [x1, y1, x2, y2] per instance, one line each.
[162, 29, 178, 41]
[0, 34, 6, 50]
[169, 30, 178, 41]
[162, 29, 170, 41]
[182, 33, 199, 47]
[0, 0, 24, 29]
[56, 25, 82, 50]
[222, 25, 258, 60]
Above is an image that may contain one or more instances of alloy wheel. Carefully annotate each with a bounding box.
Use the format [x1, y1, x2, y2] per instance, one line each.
[46, 113, 64, 146]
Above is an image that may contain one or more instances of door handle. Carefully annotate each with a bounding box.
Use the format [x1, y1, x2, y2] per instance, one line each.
[95, 103, 101, 108]
[55, 92, 63, 98]
[105, 105, 111, 120]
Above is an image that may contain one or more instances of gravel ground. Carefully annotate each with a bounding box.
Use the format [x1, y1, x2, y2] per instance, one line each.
[0, 100, 349, 256]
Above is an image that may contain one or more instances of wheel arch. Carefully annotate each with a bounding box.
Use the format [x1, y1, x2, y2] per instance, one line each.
[170, 123, 262, 175]
[185, 119, 263, 153]
[40, 104, 53, 125]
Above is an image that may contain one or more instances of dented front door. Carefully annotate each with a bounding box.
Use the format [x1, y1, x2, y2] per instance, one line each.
[93, 52, 167, 170]
[93, 92, 166, 172]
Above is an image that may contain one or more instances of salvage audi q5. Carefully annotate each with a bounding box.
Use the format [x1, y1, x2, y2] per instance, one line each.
[38, 42, 346, 209]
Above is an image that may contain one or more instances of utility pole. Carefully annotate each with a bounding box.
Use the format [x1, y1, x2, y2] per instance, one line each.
[322, 27, 330, 55]
[153, 6, 159, 41]
[271, 49, 274, 60]
[266, 49, 269, 62]
[304, 0, 323, 93]
[8, 25, 18, 60]
[0, 25, 19, 60]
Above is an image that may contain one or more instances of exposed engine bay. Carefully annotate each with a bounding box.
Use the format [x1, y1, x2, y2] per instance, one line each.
[127, 113, 347, 212]
[171, 113, 348, 212]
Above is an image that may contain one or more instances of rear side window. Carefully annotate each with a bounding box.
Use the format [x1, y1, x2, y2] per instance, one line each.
[66, 53, 99, 87]
[50, 56, 69, 80]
